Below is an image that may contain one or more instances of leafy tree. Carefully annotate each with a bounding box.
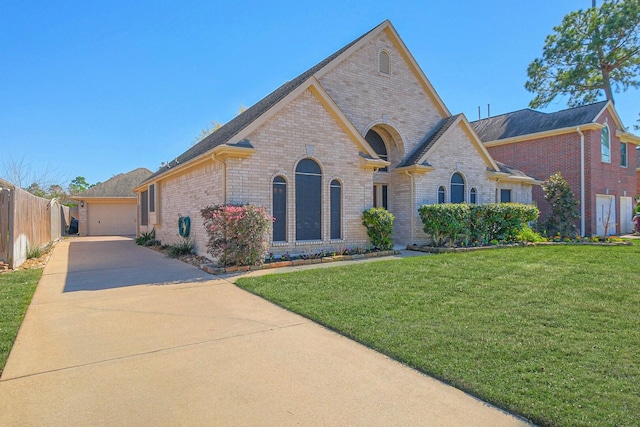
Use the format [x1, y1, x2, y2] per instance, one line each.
[542, 172, 580, 237]
[47, 184, 67, 201]
[525, 0, 640, 108]
[25, 183, 47, 198]
[68, 176, 90, 195]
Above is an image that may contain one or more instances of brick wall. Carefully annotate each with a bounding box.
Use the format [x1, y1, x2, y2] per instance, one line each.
[487, 112, 637, 235]
[319, 30, 443, 157]
[154, 163, 224, 257]
[224, 88, 373, 255]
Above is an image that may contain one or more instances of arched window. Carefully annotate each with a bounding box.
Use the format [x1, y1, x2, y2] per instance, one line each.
[330, 180, 341, 239]
[601, 125, 611, 163]
[470, 187, 477, 204]
[365, 129, 388, 172]
[379, 50, 390, 75]
[295, 159, 322, 241]
[451, 173, 465, 204]
[272, 176, 287, 242]
[438, 186, 446, 204]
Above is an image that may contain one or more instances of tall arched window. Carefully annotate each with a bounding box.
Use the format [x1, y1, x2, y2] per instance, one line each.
[438, 186, 446, 204]
[365, 129, 388, 172]
[470, 187, 477, 204]
[451, 173, 465, 203]
[379, 50, 390, 75]
[330, 180, 341, 240]
[272, 176, 287, 242]
[601, 125, 611, 163]
[295, 159, 322, 241]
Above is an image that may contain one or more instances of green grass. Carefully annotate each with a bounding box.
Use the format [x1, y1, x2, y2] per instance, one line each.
[236, 243, 640, 427]
[0, 269, 41, 376]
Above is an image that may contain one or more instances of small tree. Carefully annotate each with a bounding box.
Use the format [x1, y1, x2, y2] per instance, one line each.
[542, 172, 580, 237]
[362, 208, 395, 250]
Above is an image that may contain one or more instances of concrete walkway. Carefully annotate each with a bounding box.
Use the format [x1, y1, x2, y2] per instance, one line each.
[0, 236, 531, 426]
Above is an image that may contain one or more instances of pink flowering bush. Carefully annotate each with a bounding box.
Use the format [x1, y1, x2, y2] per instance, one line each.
[201, 204, 273, 266]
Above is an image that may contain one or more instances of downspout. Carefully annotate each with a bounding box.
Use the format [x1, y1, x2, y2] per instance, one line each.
[576, 127, 586, 237]
[405, 170, 415, 244]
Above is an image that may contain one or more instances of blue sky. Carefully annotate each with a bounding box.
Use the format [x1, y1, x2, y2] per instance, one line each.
[1, 0, 638, 187]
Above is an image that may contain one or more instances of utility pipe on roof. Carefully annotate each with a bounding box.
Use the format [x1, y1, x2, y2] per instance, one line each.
[576, 127, 586, 237]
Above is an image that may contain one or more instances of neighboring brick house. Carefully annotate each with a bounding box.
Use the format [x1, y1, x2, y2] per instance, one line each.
[134, 20, 538, 257]
[637, 147, 640, 197]
[472, 101, 640, 236]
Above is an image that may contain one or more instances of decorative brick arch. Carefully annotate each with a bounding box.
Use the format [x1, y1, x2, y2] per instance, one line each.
[362, 121, 406, 168]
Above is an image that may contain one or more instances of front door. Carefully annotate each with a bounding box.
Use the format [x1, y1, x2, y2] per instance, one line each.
[373, 184, 388, 209]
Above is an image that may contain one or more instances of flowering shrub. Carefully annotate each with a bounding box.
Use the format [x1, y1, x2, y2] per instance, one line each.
[362, 208, 395, 250]
[201, 204, 273, 266]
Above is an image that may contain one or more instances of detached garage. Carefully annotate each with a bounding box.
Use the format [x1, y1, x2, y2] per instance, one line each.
[72, 168, 152, 236]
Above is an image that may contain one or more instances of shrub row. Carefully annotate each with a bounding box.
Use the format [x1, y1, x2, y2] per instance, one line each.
[418, 203, 539, 247]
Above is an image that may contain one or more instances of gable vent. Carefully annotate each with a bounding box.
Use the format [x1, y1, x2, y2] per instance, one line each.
[379, 50, 390, 75]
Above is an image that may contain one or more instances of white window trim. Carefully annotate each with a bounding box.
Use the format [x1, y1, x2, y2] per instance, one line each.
[620, 142, 628, 168]
[601, 125, 611, 164]
[378, 48, 391, 76]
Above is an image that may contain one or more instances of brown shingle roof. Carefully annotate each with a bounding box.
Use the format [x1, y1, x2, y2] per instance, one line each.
[471, 101, 608, 142]
[142, 23, 381, 184]
[76, 168, 153, 198]
[398, 115, 461, 168]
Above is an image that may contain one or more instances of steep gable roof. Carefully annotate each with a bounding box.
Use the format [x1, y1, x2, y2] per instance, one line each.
[398, 115, 461, 168]
[75, 168, 152, 198]
[140, 20, 451, 186]
[471, 101, 608, 142]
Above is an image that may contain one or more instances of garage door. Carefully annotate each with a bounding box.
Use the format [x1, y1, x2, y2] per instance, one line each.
[595, 194, 616, 236]
[88, 203, 137, 236]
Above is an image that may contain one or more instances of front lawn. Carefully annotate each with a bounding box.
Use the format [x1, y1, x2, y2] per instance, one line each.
[236, 243, 640, 427]
[0, 269, 41, 376]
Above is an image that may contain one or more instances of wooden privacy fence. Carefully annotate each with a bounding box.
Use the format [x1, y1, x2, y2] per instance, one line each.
[0, 179, 70, 269]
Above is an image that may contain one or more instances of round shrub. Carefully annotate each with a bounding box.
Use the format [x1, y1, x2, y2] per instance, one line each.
[362, 208, 395, 250]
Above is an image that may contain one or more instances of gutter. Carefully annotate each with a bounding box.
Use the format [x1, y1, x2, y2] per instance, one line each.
[576, 127, 586, 237]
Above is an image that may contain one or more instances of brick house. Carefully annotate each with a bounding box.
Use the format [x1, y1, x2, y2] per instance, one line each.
[472, 101, 640, 236]
[134, 20, 538, 257]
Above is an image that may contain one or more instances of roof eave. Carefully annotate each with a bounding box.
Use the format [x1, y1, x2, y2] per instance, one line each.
[395, 164, 435, 174]
[617, 130, 640, 145]
[483, 123, 603, 147]
[361, 157, 391, 171]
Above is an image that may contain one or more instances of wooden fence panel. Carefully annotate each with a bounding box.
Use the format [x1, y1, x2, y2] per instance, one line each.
[0, 188, 10, 264]
[0, 181, 68, 269]
[11, 187, 54, 268]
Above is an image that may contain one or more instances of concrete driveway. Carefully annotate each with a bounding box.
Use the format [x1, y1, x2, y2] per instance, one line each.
[0, 236, 531, 426]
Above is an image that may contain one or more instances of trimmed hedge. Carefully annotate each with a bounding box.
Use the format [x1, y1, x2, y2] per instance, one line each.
[418, 203, 539, 247]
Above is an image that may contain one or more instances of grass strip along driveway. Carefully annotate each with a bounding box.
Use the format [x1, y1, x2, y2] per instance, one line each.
[0, 269, 41, 376]
[237, 243, 639, 427]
